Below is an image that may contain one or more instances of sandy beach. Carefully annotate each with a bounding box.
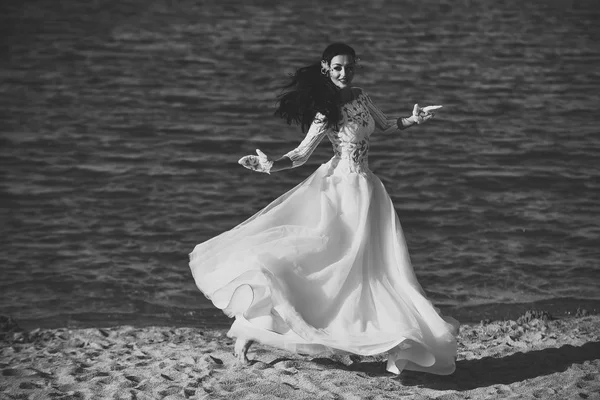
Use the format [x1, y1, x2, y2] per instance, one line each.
[1, 311, 599, 400]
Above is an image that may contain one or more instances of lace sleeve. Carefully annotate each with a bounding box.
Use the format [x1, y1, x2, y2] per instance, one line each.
[283, 113, 329, 168]
[361, 91, 400, 134]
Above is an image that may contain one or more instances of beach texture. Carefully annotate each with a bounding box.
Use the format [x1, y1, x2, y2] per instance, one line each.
[1, 313, 599, 400]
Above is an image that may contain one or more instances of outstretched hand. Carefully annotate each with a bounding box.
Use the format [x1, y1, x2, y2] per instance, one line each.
[411, 104, 442, 125]
[238, 149, 274, 174]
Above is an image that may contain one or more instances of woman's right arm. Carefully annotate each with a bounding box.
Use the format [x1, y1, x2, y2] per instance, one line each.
[274, 113, 329, 172]
[238, 113, 329, 174]
[269, 155, 293, 172]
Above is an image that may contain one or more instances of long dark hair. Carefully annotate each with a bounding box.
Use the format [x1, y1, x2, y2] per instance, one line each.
[274, 43, 356, 132]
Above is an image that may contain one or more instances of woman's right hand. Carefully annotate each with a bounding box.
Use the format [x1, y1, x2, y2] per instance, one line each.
[238, 149, 274, 174]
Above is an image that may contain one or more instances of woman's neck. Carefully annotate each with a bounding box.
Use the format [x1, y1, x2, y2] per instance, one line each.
[337, 87, 354, 105]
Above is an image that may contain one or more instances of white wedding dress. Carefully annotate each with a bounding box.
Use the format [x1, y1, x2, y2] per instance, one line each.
[189, 88, 459, 375]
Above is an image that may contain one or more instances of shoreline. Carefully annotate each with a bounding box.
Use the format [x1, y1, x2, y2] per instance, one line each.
[1, 311, 599, 399]
[10, 297, 600, 331]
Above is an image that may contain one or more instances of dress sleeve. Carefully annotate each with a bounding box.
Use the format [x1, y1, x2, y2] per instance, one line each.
[283, 113, 329, 168]
[361, 90, 400, 134]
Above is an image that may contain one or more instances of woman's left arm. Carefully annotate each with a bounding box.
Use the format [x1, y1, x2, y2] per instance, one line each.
[361, 90, 434, 133]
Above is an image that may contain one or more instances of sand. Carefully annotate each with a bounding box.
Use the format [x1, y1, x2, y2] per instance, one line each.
[1, 312, 599, 400]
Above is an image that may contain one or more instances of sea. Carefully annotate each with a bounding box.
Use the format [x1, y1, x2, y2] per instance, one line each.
[1, 0, 599, 329]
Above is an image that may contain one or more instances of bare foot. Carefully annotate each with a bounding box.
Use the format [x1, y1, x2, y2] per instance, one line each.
[234, 338, 254, 364]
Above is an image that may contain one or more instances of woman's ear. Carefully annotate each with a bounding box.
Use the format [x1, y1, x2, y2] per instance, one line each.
[320, 60, 329, 75]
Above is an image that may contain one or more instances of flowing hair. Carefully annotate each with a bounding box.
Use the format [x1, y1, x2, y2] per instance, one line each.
[274, 43, 356, 133]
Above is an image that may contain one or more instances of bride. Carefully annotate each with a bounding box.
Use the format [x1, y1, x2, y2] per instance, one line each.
[189, 42, 459, 375]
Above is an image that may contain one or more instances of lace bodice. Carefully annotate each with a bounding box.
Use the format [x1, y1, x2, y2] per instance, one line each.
[283, 88, 400, 174]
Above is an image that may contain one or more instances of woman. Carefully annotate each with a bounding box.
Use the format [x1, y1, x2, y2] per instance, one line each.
[189, 43, 459, 375]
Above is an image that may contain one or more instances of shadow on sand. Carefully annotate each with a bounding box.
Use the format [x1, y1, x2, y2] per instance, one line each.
[259, 340, 600, 392]
[395, 341, 600, 391]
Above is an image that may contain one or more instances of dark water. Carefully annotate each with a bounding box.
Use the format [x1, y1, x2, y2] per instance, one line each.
[1, 0, 599, 328]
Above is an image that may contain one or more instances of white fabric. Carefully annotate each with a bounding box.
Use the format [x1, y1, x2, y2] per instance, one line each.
[189, 88, 459, 375]
[283, 113, 329, 168]
[361, 91, 400, 134]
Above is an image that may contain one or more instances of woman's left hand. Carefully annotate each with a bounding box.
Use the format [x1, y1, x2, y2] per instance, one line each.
[411, 103, 441, 125]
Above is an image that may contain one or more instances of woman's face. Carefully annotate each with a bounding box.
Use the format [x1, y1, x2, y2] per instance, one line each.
[325, 54, 355, 90]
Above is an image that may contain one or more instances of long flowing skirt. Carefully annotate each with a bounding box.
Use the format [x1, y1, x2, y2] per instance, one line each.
[189, 159, 459, 375]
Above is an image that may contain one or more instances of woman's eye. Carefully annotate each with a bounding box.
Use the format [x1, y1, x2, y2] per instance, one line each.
[334, 66, 342, 71]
